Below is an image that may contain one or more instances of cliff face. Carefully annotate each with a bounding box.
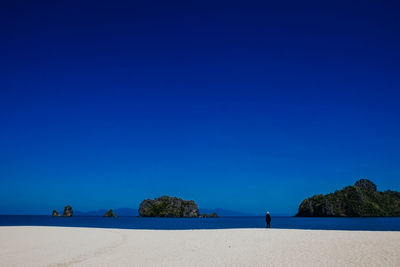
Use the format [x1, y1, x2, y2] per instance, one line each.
[297, 179, 400, 217]
[139, 196, 200, 217]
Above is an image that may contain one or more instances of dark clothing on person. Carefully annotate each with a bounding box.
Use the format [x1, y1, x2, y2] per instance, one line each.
[265, 214, 271, 228]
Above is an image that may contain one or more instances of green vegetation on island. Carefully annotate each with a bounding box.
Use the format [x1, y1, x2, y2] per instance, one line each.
[139, 196, 199, 217]
[139, 196, 218, 218]
[296, 179, 400, 217]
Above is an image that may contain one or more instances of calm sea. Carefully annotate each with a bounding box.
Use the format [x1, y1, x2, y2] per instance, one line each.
[1, 216, 400, 231]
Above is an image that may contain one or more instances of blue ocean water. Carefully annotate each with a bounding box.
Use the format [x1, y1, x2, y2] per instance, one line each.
[1, 216, 400, 231]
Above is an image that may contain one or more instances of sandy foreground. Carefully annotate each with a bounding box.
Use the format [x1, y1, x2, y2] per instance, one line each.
[0, 227, 399, 267]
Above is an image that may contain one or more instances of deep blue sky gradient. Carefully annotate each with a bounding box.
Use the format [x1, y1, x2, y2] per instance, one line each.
[1, 0, 400, 215]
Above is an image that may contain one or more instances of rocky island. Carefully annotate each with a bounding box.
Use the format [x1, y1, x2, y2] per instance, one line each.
[139, 196, 199, 217]
[296, 179, 400, 217]
[52, 210, 60, 216]
[63, 205, 73, 217]
[103, 209, 117, 218]
[139, 196, 218, 218]
[199, 213, 219, 218]
[52, 205, 73, 217]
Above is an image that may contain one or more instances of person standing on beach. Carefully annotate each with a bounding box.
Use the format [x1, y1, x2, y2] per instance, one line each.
[265, 211, 271, 228]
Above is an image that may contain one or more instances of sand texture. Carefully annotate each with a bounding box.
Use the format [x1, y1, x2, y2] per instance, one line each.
[0, 226, 399, 267]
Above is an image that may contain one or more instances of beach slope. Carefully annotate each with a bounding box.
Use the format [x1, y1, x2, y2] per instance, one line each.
[0, 226, 399, 266]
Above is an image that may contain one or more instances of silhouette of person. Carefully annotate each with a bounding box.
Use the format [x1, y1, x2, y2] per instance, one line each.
[265, 211, 271, 228]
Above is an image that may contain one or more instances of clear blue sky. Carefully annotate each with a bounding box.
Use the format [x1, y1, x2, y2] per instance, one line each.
[1, 0, 399, 215]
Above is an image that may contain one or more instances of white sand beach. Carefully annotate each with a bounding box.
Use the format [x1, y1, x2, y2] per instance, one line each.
[0, 226, 399, 267]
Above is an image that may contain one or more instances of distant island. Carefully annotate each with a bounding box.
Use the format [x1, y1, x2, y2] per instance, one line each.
[53, 203, 222, 218]
[103, 209, 117, 218]
[52, 206, 118, 217]
[52, 205, 73, 217]
[296, 179, 400, 217]
[199, 208, 252, 217]
[139, 196, 218, 218]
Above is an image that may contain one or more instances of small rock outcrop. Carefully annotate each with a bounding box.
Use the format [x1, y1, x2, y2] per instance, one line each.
[63, 205, 73, 217]
[139, 196, 200, 217]
[52, 210, 60, 216]
[199, 212, 219, 218]
[104, 209, 117, 218]
[296, 179, 400, 217]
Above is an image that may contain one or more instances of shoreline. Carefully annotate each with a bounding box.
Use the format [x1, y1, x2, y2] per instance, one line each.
[1, 226, 399, 266]
[2, 215, 400, 232]
[1, 224, 400, 232]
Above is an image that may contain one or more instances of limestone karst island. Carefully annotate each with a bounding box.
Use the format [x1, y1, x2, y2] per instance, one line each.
[139, 196, 218, 218]
[297, 179, 400, 217]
